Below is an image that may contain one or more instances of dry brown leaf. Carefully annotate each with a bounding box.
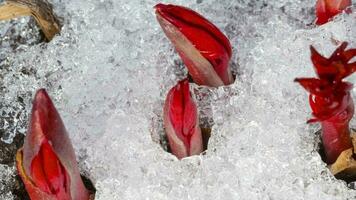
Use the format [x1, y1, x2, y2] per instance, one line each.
[0, 0, 61, 41]
[329, 131, 356, 182]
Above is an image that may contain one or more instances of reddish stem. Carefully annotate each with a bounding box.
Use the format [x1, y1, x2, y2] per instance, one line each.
[319, 92, 354, 164]
[321, 120, 353, 164]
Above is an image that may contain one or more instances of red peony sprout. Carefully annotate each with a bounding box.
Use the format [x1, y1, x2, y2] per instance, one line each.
[315, 0, 352, 25]
[16, 89, 90, 200]
[163, 79, 203, 159]
[295, 42, 356, 164]
[155, 3, 234, 87]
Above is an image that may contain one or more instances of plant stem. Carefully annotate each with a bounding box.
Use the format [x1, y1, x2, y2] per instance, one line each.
[321, 121, 353, 164]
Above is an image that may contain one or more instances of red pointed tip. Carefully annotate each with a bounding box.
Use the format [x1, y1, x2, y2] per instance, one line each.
[154, 3, 175, 24]
[341, 42, 348, 48]
[295, 78, 332, 97]
[330, 42, 348, 58]
[33, 88, 49, 104]
[30, 89, 59, 139]
[310, 45, 317, 55]
[310, 45, 328, 65]
[154, 3, 164, 16]
[307, 118, 319, 123]
[294, 78, 302, 83]
[32, 89, 53, 117]
[154, 3, 166, 11]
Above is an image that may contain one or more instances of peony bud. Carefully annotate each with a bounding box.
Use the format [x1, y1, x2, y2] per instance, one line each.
[315, 0, 352, 25]
[155, 3, 233, 87]
[16, 89, 90, 200]
[163, 79, 203, 159]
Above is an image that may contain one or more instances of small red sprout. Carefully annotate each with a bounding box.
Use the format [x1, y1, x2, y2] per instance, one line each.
[315, 0, 352, 25]
[163, 79, 203, 159]
[16, 89, 90, 200]
[295, 42, 356, 164]
[155, 3, 234, 87]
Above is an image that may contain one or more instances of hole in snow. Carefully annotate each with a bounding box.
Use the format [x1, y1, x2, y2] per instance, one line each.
[12, 174, 30, 200]
[150, 86, 214, 158]
[150, 111, 170, 153]
[150, 110, 211, 157]
[315, 129, 356, 189]
[10, 173, 96, 199]
[81, 175, 96, 199]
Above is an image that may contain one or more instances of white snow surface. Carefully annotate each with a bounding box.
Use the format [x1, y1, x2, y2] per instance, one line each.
[1, 0, 356, 199]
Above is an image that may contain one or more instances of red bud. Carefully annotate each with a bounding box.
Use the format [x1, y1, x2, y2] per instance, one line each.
[315, 0, 352, 25]
[16, 89, 90, 199]
[163, 79, 203, 159]
[155, 3, 233, 87]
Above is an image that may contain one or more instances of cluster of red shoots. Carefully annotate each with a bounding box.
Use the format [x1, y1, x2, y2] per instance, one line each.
[14, 1, 355, 199]
[155, 0, 354, 159]
[295, 42, 356, 164]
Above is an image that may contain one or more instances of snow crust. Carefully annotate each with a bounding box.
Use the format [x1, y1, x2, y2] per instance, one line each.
[0, 0, 356, 199]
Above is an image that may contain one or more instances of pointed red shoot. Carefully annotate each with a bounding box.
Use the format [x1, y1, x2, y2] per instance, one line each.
[315, 0, 352, 25]
[163, 79, 203, 159]
[295, 42, 356, 164]
[155, 3, 234, 87]
[16, 89, 90, 200]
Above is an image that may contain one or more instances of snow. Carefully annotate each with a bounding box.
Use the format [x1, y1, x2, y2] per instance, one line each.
[0, 165, 14, 200]
[0, 0, 356, 199]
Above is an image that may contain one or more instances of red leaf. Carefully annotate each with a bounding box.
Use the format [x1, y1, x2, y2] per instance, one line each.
[294, 78, 332, 96]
